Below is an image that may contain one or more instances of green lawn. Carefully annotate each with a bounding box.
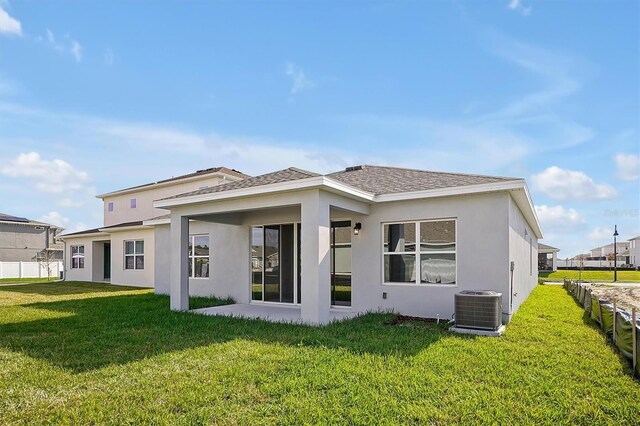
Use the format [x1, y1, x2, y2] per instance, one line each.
[1, 281, 639, 425]
[540, 270, 640, 283]
[0, 277, 57, 284]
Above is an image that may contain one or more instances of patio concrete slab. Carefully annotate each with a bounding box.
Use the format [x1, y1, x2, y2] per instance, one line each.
[191, 303, 359, 324]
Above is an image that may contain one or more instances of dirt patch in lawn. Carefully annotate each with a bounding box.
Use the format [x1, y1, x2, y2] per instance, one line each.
[588, 285, 640, 312]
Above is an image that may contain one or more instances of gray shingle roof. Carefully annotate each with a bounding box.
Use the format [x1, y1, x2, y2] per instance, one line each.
[162, 165, 520, 201]
[98, 166, 250, 197]
[162, 167, 320, 200]
[327, 166, 518, 195]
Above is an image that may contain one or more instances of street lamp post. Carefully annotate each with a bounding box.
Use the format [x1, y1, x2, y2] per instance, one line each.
[613, 225, 619, 282]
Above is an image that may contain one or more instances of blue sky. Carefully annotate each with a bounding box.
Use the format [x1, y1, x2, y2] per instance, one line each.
[0, 0, 638, 257]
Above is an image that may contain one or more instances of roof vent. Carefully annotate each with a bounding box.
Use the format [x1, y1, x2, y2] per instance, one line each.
[345, 165, 365, 172]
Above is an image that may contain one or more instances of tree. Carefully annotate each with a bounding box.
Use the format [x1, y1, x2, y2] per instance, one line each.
[36, 249, 58, 281]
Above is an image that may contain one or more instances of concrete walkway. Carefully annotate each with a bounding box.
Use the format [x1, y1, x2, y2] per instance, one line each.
[191, 303, 360, 324]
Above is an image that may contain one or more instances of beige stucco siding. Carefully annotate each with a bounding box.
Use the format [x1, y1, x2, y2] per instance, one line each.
[102, 176, 226, 226]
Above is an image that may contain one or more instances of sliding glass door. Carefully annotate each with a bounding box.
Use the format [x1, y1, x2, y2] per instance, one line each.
[331, 221, 352, 307]
[251, 224, 296, 304]
[251, 221, 352, 307]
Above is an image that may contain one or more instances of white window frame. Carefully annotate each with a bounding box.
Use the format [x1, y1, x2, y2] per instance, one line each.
[124, 240, 144, 270]
[71, 245, 85, 269]
[189, 234, 210, 279]
[108, 202, 114, 212]
[382, 218, 457, 286]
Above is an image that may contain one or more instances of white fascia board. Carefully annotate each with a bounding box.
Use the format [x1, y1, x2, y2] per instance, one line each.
[373, 180, 526, 203]
[510, 183, 544, 239]
[58, 232, 109, 240]
[96, 172, 244, 199]
[98, 225, 152, 233]
[155, 176, 328, 208]
[143, 218, 171, 226]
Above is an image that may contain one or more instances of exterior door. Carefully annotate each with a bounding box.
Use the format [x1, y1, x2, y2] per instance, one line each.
[251, 224, 296, 303]
[103, 243, 111, 280]
[331, 221, 352, 306]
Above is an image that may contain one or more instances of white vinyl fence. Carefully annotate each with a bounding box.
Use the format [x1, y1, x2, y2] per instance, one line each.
[0, 261, 63, 279]
[557, 259, 628, 268]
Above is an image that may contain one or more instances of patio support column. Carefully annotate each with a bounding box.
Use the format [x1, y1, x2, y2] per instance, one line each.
[300, 190, 331, 324]
[170, 213, 189, 311]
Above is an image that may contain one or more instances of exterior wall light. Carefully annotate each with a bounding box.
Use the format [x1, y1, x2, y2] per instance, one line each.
[353, 222, 362, 235]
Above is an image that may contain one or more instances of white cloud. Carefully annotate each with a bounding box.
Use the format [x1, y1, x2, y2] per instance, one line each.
[70, 40, 82, 62]
[100, 124, 207, 153]
[104, 48, 114, 66]
[588, 227, 614, 241]
[531, 166, 617, 201]
[614, 153, 640, 181]
[39, 29, 83, 62]
[0, 4, 21, 36]
[39, 211, 88, 233]
[39, 211, 69, 229]
[285, 62, 315, 94]
[57, 197, 85, 208]
[535, 205, 586, 230]
[1, 152, 90, 194]
[507, 0, 532, 16]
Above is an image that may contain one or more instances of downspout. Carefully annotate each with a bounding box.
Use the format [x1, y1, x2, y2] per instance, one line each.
[62, 239, 67, 282]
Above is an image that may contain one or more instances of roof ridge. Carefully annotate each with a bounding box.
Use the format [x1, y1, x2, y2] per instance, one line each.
[333, 164, 520, 181]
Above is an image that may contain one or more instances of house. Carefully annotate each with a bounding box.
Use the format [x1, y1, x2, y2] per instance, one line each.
[538, 243, 559, 271]
[0, 213, 64, 262]
[629, 236, 640, 269]
[61, 165, 542, 325]
[59, 167, 249, 284]
[589, 242, 630, 262]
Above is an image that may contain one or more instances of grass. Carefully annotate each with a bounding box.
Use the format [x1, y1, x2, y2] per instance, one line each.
[1, 281, 639, 425]
[540, 270, 640, 283]
[0, 277, 57, 284]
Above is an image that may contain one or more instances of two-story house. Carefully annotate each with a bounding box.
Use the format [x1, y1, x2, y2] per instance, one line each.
[0, 213, 64, 262]
[59, 167, 248, 286]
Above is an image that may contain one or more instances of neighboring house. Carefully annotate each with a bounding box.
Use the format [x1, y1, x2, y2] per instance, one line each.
[629, 236, 640, 268]
[61, 164, 542, 325]
[0, 213, 64, 262]
[538, 243, 559, 272]
[58, 167, 248, 284]
[589, 242, 630, 262]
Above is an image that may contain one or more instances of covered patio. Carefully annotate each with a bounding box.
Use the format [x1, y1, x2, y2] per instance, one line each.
[155, 175, 371, 325]
[191, 303, 360, 324]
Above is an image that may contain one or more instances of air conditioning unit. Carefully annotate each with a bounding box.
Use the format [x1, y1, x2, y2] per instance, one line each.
[454, 291, 502, 331]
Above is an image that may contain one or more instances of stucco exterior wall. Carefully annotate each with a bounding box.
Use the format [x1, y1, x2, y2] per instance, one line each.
[110, 228, 155, 287]
[102, 176, 227, 226]
[160, 189, 516, 322]
[351, 191, 511, 321]
[155, 220, 248, 300]
[508, 194, 538, 319]
[0, 223, 49, 261]
[63, 235, 109, 282]
[630, 238, 640, 267]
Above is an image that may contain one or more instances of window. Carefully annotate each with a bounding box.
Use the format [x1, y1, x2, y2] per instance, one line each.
[383, 219, 456, 285]
[108, 202, 114, 212]
[189, 234, 210, 278]
[71, 245, 85, 269]
[130, 198, 137, 208]
[124, 240, 144, 270]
